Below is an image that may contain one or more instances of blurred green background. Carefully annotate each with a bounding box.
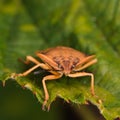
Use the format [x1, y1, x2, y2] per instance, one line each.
[0, 0, 120, 120]
[0, 81, 60, 120]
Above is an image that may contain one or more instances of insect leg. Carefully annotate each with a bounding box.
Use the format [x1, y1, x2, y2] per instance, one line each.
[15, 63, 49, 77]
[42, 74, 62, 110]
[68, 72, 95, 96]
[20, 56, 41, 65]
[80, 55, 96, 65]
[76, 59, 97, 71]
[74, 57, 97, 71]
[20, 56, 50, 70]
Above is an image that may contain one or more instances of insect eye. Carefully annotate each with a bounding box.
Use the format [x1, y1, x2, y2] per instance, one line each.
[58, 64, 64, 70]
[71, 65, 75, 69]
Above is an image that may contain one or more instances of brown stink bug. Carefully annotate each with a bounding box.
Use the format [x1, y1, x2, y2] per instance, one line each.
[13, 46, 97, 110]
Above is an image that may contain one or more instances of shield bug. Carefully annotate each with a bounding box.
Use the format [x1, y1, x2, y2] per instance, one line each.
[13, 46, 97, 110]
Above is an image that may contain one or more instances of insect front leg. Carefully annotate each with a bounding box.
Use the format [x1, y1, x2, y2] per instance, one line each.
[68, 72, 95, 96]
[11, 56, 52, 78]
[19, 56, 52, 70]
[19, 56, 40, 65]
[74, 55, 97, 71]
[11, 63, 50, 79]
[79, 59, 97, 71]
[42, 73, 62, 110]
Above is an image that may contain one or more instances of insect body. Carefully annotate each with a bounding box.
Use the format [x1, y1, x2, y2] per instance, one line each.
[14, 46, 97, 110]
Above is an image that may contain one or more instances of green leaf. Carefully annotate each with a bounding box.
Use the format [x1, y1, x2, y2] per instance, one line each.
[0, 0, 120, 119]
